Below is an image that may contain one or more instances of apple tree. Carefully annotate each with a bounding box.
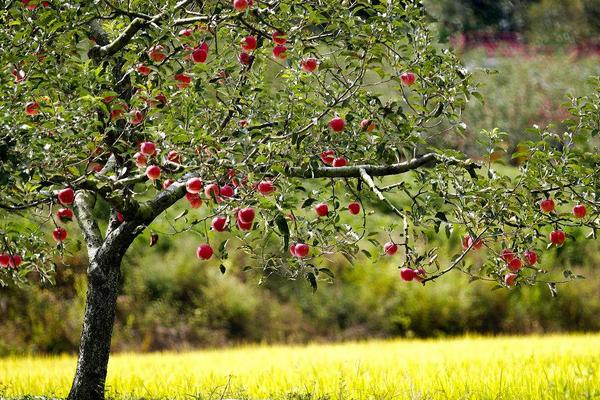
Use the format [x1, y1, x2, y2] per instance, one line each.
[1, 1, 599, 399]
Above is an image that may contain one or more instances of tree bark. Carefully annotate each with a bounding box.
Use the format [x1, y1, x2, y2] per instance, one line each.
[67, 254, 122, 400]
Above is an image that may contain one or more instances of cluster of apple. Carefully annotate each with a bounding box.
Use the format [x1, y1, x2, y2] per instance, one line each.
[381, 242, 426, 281]
[21, 0, 49, 11]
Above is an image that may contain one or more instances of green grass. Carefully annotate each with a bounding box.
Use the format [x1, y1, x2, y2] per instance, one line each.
[1, 334, 599, 399]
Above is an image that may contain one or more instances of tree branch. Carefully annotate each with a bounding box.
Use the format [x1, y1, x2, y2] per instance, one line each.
[286, 153, 480, 179]
[73, 191, 103, 260]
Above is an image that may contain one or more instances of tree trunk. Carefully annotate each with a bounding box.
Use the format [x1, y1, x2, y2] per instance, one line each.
[67, 255, 122, 400]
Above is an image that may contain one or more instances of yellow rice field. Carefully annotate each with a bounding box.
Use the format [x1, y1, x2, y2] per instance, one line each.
[0, 334, 599, 399]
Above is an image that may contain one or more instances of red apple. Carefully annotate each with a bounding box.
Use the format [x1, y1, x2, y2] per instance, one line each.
[148, 45, 167, 62]
[328, 117, 346, 132]
[400, 267, 416, 282]
[162, 179, 174, 190]
[134, 152, 148, 168]
[117, 212, 125, 223]
[52, 227, 67, 242]
[57, 208, 73, 222]
[294, 243, 309, 258]
[192, 47, 208, 63]
[174, 73, 192, 88]
[523, 249, 538, 266]
[166, 150, 180, 164]
[137, 64, 151, 76]
[348, 202, 360, 215]
[315, 203, 329, 217]
[462, 235, 483, 251]
[300, 57, 318, 72]
[507, 258, 523, 272]
[8, 255, 22, 268]
[131, 109, 144, 125]
[204, 183, 220, 199]
[384, 242, 398, 256]
[272, 31, 287, 44]
[196, 243, 214, 260]
[272, 44, 287, 60]
[239, 52, 252, 65]
[140, 141, 156, 156]
[220, 184, 235, 198]
[241, 35, 257, 52]
[237, 219, 252, 231]
[146, 165, 161, 180]
[238, 207, 255, 224]
[540, 198, 555, 213]
[57, 188, 75, 206]
[233, 0, 248, 11]
[186, 193, 202, 208]
[25, 102, 40, 116]
[414, 267, 427, 282]
[400, 72, 416, 86]
[573, 204, 587, 218]
[12, 69, 26, 83]
[500, 249, 515, 262]
[186, 177, 203, 194]
[257, 180, 275, 195]
[549, 229, 566, 246]
[320, 150, 335, 165]
[179, 28, 193, 37]
[0, 254, 9, 267]
[211, 216, 228, 232]
[504, 273, 518, 287]
[289, 244, 297, 256]
[332, 157, 347, 167]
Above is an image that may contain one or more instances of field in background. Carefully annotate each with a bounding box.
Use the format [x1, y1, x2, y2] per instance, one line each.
[1, 334, 599, 399]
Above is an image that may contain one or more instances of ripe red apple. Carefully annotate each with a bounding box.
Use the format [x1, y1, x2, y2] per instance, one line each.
[186, 193, 202, 208]
[328, 117, 346, 132]
[320, 150, 335, 165]
[414, 267, 427, 282]
[186, 177, 203, 194]
[500, 249, 515, 262]
[131, 109, 144, 125]
[179, 28, 193, 37]
[211, 216, 228, 232]
[8, 255, 22, 268]
[220, 184, 235, 198]
[137, 64, 151, 76]
[233, 0, 248, 11]
[196, 243, 214, 260]
[400, 267, 416, 282]
[134, 152, 148, 168]
[400, 72, 416, 86]
[294, 243, 309, 258]
[523, 249, 538, 265]
[504, 273, 518, 287]
[507, 258, 523, 272]
[360, 119, 376, 132]
[300, 57, 318, 72]
[140, 141, 156, 156]
[0, 254, 10, 267]
[116, 212, 125, 223]
[166, 150, 180, 164]
[174, 73, 192, 88]
[146, 165, 161, 180]
[272, 45, 287, 60]
[348, 202, 360, 215]
[332, 157, 347, 167]
[241, 35, 257, 52]
[148, 45, 166, 62]
[462, 235, 483, 251]
[52, 227, 67, 242]
[239, 52, 252, 66]
[549, 229, 566, 246]
[289, 244, 297, 256]
[25, 102, 40, 116]
[238, 207, 255, 224]
[204, 183, 220, 199]
[57, 188, 75, 206]
[57, 208, 73, 222]
[192, 46, 208, 63]
[162, 179, 174, 190]
[573, 204, 587, 218]
[257, 180, 275, 195]
[12, 69, 26, 83]
[384, 242, 398, 256]
[272, 31, 287, 44]
[315, 203, 329, 217]
[540, 198, 555, 213]
[237, 218, 253, 231]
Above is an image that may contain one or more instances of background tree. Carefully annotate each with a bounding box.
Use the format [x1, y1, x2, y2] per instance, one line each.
[0, 1, 598, 400]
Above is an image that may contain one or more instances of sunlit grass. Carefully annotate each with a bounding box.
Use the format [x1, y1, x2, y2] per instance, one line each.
[1, 334, 598, 399]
